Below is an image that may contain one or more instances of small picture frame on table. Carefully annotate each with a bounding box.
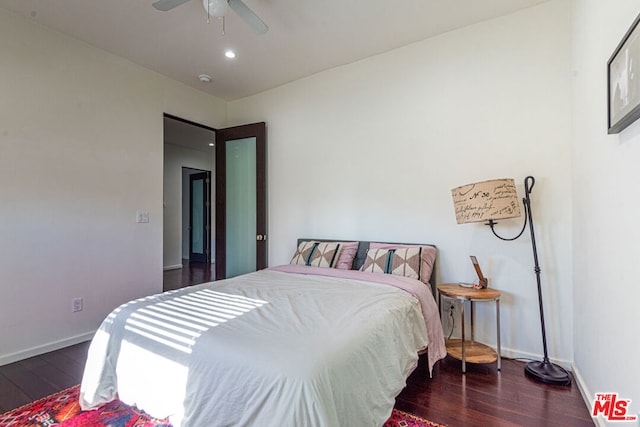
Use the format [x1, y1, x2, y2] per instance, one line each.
[608, 12, 640, 134]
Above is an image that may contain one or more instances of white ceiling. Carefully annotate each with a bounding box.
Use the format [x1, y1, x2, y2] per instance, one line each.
[1, 0, 549, 101]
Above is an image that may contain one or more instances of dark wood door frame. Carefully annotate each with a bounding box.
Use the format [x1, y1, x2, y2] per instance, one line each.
[188, 171, 211, 263]
[163, 114, 216, 266]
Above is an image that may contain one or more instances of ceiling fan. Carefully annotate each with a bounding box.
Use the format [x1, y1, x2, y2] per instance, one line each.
[152, 0, 268, 34]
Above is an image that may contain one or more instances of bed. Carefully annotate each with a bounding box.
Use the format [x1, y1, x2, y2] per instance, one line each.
[79, 239, 446, 427]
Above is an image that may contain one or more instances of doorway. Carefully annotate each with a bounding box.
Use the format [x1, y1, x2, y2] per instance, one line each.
[183, 168, 211, 263]
[162, 115, 267, 286]
[163, 116, 216, 279]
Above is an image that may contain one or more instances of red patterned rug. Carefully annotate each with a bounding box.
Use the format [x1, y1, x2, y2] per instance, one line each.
[0, 385, 444, 427]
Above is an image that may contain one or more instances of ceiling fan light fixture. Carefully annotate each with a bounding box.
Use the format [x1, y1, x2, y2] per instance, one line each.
[203, 0, 228, 18]
[153, 0, 267, 35]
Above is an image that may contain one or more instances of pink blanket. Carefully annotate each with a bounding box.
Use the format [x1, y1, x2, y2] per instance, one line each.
[269, 264, 446, 375]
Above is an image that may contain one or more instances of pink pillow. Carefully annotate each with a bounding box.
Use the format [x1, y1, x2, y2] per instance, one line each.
[334, 241, 360, 270]
[368, 243, 436, 284]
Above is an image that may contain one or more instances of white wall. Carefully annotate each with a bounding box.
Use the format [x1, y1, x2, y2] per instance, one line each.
[163, 144, 215, 268]
[572, 0, 640, 422]
[227, 1, 640, 416]
[7, 2, 636, 417]
[0, 8, 226, 364]
[229, 1, 573, 364]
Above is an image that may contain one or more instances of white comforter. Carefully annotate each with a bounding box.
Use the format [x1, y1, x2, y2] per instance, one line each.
[80, 267, 444, 427]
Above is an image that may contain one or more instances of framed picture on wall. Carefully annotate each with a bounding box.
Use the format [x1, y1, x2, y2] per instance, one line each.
[608, 12, 640, 134]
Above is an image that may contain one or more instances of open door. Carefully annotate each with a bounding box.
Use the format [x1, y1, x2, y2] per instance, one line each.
[215, 122, 266, 279]
[189, 171, 211, 263]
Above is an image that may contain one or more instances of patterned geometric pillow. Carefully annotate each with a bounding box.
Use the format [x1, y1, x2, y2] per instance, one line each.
[361, 248, 393, 274]
[388, 247, 421, 280]
[290, 241, 318, 265]
[369, 243, 437, 284]
[308, 242, 341, 268]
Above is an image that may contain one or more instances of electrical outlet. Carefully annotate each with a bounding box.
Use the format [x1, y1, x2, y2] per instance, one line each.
[72, 297, 83, 313]
[444, 300, 455, 314]
[442, 300, 456, 338]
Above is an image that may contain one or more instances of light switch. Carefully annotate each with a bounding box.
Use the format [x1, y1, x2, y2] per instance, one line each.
[136, 211, 149, 223]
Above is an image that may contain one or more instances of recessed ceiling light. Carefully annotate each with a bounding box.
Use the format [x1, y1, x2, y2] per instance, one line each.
[225, 50, 236, 59]
[198, 74, 212, 83]
[209, 143, 215, 147]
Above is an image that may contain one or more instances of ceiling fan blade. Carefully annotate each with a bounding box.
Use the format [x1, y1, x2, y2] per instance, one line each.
[152, 0, 192, 11]
[228, 0, 268, 34]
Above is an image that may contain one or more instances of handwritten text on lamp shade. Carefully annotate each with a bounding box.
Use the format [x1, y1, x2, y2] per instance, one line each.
[451, 178, 522, 224]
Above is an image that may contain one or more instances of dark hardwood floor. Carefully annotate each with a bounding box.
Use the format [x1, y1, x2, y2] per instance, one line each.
[397, 354, 594, 426]
[1, 262, 594, 426]
[163, 259, 214, 292]
[0, 341, 89, 414]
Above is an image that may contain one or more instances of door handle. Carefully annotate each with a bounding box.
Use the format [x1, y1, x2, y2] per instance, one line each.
[256, 234, 267, 241]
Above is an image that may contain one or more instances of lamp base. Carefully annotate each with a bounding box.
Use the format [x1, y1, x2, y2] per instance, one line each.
[524, 360, 571, 386]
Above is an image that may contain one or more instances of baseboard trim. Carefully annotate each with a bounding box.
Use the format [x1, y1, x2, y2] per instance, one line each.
[163, 264, 183, 271]
[572, 363, 603, 427]
[498, 346, 573, 370]
[0, 331, 96, 367]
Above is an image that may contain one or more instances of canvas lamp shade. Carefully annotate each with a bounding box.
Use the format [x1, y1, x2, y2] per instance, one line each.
[451, 175, 572, 386]
[451, 178, 522, 224]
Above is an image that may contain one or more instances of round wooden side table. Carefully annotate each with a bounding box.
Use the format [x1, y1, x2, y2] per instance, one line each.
[437, 283, 501, 373]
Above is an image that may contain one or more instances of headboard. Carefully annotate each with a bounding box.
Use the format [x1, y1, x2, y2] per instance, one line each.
[297, 238, 438, 296]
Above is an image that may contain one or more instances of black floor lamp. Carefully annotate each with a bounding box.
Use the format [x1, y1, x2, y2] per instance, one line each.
[451, 176, 571, 386]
